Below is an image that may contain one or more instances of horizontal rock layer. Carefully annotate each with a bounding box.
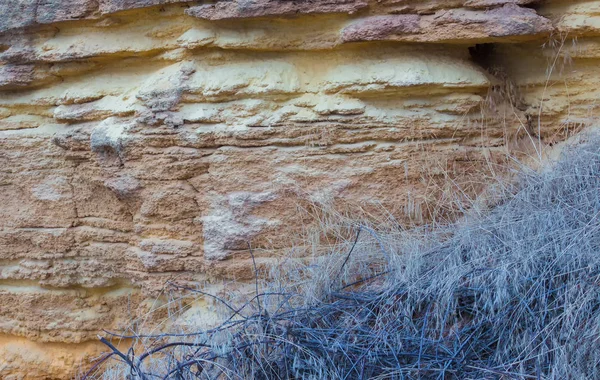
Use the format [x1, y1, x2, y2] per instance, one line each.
[1, 0, 599, 378]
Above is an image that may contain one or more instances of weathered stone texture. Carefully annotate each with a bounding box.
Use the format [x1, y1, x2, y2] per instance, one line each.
[186, 0, 369, 20]
[1, 0, 599, 378]
[342, 5, 553, 43]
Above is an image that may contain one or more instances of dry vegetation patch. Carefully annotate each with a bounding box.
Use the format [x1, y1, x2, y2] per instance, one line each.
[85, 134, 600, 379]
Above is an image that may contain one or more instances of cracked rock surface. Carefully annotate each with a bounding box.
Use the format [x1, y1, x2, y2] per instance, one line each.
[1, 0, 599, 377]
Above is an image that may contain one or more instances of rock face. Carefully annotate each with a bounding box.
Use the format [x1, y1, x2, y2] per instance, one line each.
[0, 0, 598, 378]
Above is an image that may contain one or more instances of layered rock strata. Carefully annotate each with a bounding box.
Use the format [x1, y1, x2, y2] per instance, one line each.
[1, 0, 599, 378]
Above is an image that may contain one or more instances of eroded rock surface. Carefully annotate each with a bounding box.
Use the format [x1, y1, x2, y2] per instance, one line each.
[342, 5, 553, 43]
[1, 0, 599, 378]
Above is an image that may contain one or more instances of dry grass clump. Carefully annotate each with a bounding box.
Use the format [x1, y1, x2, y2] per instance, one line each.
[85, 135, 600, 379]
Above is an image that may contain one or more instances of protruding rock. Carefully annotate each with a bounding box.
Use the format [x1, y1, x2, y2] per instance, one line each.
[104, 175, 142, 199]
[322, 54, 489, 95]
[138, 238, 196, 255]
[90, 117, 134, 165]
[201, 191, 278, 260]
[0, 0, 97, 34]
[464, 0, 541, 8]
[186, 0, 368, 20]
[0, 64, 56, 90]
[54, 96, 140, 123]
[342, 5, 552, 44]
[341, 15, 421, 42]
[98, 0, 187, 14]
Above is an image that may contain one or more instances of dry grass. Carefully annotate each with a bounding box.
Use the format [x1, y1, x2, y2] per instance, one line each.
[83, 133, 600, 379]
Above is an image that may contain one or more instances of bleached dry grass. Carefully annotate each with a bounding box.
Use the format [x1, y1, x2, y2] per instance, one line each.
[84, 134, 600, 379]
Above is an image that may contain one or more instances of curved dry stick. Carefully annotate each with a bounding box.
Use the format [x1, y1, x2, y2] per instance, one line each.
[98, 336, 147, 380]
[81, 352, 114, 380]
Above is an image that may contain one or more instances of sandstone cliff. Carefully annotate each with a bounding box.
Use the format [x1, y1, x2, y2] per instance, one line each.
[0, 0, 598, 378]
